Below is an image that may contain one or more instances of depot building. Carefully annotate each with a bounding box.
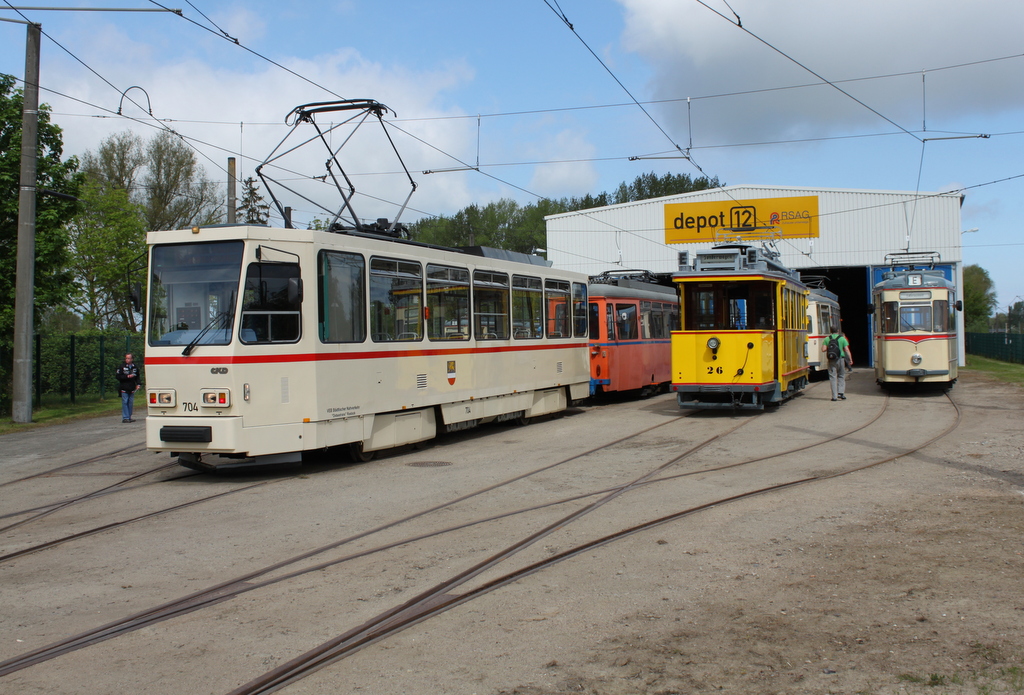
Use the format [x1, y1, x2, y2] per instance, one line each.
[545, 184, 966, 367]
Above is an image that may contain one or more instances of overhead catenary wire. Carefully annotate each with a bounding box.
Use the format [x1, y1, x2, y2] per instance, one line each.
[3, 3, 1018, 244]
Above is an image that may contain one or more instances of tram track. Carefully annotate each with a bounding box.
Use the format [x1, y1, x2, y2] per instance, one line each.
[0, 411, 707, 677]
[0, 461, 183, 535]
[0, 444, 148, 489]
[229, 392, 962, 694]
[0, 390, 960, 687]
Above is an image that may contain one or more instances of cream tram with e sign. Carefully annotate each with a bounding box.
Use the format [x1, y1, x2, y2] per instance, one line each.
[869, 253, 962, 388]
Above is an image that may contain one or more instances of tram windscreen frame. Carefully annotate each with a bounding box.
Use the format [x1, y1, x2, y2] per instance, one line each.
[683, 281, 775, 331]
[148, 241, 244, 347]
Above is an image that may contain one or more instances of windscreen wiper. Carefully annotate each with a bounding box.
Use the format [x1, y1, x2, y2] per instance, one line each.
[181, 311, 230, 356]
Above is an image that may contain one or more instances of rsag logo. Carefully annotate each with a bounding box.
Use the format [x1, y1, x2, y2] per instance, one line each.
[769, 209, 811, 227]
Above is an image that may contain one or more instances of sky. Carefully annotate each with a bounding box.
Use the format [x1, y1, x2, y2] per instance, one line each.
[2, 0, 1023, 311]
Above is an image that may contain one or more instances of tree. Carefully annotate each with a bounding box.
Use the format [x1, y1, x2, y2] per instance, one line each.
[67, 130, 225, 330]
[0, 73, 81, 349]
[66, 176, 146, 330]
[611, 171, 722, 204]
[961, 264, 998, 332]
[408, 170, 724, 252]
[142, 130, 222, 231]
[237, 176, 269, 225]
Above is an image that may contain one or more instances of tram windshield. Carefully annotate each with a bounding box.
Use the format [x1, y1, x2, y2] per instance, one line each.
[683, 281, 775, 331]
[148, 241, 244, 347]
[880, 299, 951, 333]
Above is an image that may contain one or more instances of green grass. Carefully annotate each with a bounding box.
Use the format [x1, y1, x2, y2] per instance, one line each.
[0, 394, 122, 437]
[963, 354, 1024, 386]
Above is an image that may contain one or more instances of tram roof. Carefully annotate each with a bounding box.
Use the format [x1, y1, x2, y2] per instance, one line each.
[673, 243, 803, 285]
[874, 268, 956, 291]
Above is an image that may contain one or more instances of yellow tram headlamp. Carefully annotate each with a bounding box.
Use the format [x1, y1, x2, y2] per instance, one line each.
[707, 337, 721, 351]
[911, 353, 923, 365]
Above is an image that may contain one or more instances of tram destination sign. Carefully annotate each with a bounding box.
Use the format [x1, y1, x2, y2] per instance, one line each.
[664, 195, 819, 244]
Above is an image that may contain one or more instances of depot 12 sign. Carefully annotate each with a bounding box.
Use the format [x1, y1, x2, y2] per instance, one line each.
[664, 195, 819, 244]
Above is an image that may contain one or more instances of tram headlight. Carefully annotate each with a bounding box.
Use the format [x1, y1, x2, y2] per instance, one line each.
[148, 389, 175, 407]
[200, 389, 230, 407]
[707, 337, 720, 351]
[911, 353, 923, 365]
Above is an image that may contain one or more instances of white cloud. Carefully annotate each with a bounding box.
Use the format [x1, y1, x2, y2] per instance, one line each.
[617, 0, 1024, 144]
[526, 127, 600, 198]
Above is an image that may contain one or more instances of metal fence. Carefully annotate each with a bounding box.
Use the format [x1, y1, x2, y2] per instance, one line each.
[0, 333, 145, 416]
[966, 332, 1024, 365]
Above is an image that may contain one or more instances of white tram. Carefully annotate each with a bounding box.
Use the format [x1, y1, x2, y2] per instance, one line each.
[143, 225, 591, 469]
[805, 284, 841, 374]
[870, 256, 962, 387]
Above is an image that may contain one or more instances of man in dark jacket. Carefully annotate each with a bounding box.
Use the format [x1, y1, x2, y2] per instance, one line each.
[116, 353, 142, 423]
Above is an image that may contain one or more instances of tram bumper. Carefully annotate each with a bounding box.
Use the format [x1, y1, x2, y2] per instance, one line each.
[672, 383, 775, 410]
[148, 415, 242, 452]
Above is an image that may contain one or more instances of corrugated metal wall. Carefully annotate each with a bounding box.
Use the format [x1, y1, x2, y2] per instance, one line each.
[546, 185, 963, 276]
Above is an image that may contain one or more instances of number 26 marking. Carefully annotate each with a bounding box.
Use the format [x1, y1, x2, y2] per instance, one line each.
[707, 366, 723, 374]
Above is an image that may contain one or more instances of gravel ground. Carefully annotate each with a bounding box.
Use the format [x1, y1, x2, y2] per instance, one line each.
[1, 368, 1022, 695]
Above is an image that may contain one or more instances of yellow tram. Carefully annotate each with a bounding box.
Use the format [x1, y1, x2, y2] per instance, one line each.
[671, 244, 809, 409]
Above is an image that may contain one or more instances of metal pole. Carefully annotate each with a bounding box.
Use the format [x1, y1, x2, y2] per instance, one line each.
[99, 336, 105, 400]
[11, 22, 41, 423]
[69, 333, 76, 405]
[227, 157, 236, 224]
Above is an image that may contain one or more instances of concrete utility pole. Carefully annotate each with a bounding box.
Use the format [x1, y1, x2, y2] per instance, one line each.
[11, 21, 40, 424]
[227, 156, 236, 224]
[2, 6, 181, 423]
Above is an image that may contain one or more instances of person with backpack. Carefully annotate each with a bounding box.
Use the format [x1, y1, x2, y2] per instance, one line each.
[821, 325, 852, 401]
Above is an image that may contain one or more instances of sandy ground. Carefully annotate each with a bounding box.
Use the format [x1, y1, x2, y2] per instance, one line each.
[1, 368, 1022, 695]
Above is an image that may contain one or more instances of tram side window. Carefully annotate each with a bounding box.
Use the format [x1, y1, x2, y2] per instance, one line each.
[426, 265, 470, 340]
[933, 299, 950, 332]
[880, 301, 898, 333]
[729, 297, 748, 330]
[687, 288, 717, 330]
[370, 258, 422, 342]
[666, 302, 680, 333]
[512, 275, 543, 339]
[588, 301, 601, 340]
[573, 282, 588, 337]
[750, 283, 775, 329]
[640, 301, 653, 339]
[616, 303, 638, 340]
[240, 262, 302, 344]
[318, 251, 365, 343]
[474, 271, 510, 340]
[648, 302, 666, 339]
[545, 280, 570, 338]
